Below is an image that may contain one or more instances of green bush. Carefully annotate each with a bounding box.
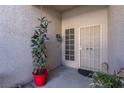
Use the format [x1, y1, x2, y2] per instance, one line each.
[92, 72, 124, 88]
[31, 17, 49, 75]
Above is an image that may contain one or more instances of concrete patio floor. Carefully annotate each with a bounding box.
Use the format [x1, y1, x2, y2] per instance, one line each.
[24, 66, 92, 88]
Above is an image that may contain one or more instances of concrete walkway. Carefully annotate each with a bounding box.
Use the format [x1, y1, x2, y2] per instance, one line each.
[24, 66, 92, 88]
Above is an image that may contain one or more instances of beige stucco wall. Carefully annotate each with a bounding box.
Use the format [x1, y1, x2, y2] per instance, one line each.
[0, 5, 61, 87]
[62, 6, 108, 69]
[42, 6, 62, 70]
[108, 5, 124, 73]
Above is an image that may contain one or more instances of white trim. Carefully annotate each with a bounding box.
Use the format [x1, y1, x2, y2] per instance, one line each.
[79, 27, 81, 68]
[79, 24, 102, 71]
[99, 24, 103, 71]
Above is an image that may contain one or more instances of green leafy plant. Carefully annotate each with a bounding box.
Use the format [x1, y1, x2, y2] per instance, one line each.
[31, 17, 49, 75]
[92, 72, 124, 88]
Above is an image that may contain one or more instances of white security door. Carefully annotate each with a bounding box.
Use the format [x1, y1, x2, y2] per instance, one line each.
[80, 25, 101, 71]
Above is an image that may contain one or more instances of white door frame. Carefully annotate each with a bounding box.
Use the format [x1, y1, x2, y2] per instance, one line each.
[79, 24, 103, 71]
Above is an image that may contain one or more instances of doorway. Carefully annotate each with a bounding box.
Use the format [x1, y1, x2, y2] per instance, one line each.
[80, 25, 101, 71]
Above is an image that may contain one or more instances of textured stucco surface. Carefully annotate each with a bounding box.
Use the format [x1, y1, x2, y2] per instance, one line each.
[108, 6, 124, 73]
[0, 5, 61, 87]
[42, 7, 62, 70]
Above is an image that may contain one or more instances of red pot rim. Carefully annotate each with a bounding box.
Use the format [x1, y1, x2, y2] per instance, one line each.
[32, 68, 48, 75]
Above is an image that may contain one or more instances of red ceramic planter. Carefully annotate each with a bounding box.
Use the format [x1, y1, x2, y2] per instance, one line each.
[33, 69, 48, 87]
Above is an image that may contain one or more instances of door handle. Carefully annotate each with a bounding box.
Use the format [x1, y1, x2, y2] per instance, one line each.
[86, 48, 89, 50]
[90, 48, 93, 50]
[86, 48, 93, 50]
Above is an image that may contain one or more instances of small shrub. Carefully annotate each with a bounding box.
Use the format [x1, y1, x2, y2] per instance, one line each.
[92, 72, 124, 88]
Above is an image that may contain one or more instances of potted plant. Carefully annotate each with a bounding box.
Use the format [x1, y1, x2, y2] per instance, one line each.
[31, 17, 49, 87]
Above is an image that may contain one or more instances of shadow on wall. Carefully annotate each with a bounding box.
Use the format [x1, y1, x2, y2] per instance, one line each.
[0, 5, 41, 87]
[62, 5, 108, 19]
